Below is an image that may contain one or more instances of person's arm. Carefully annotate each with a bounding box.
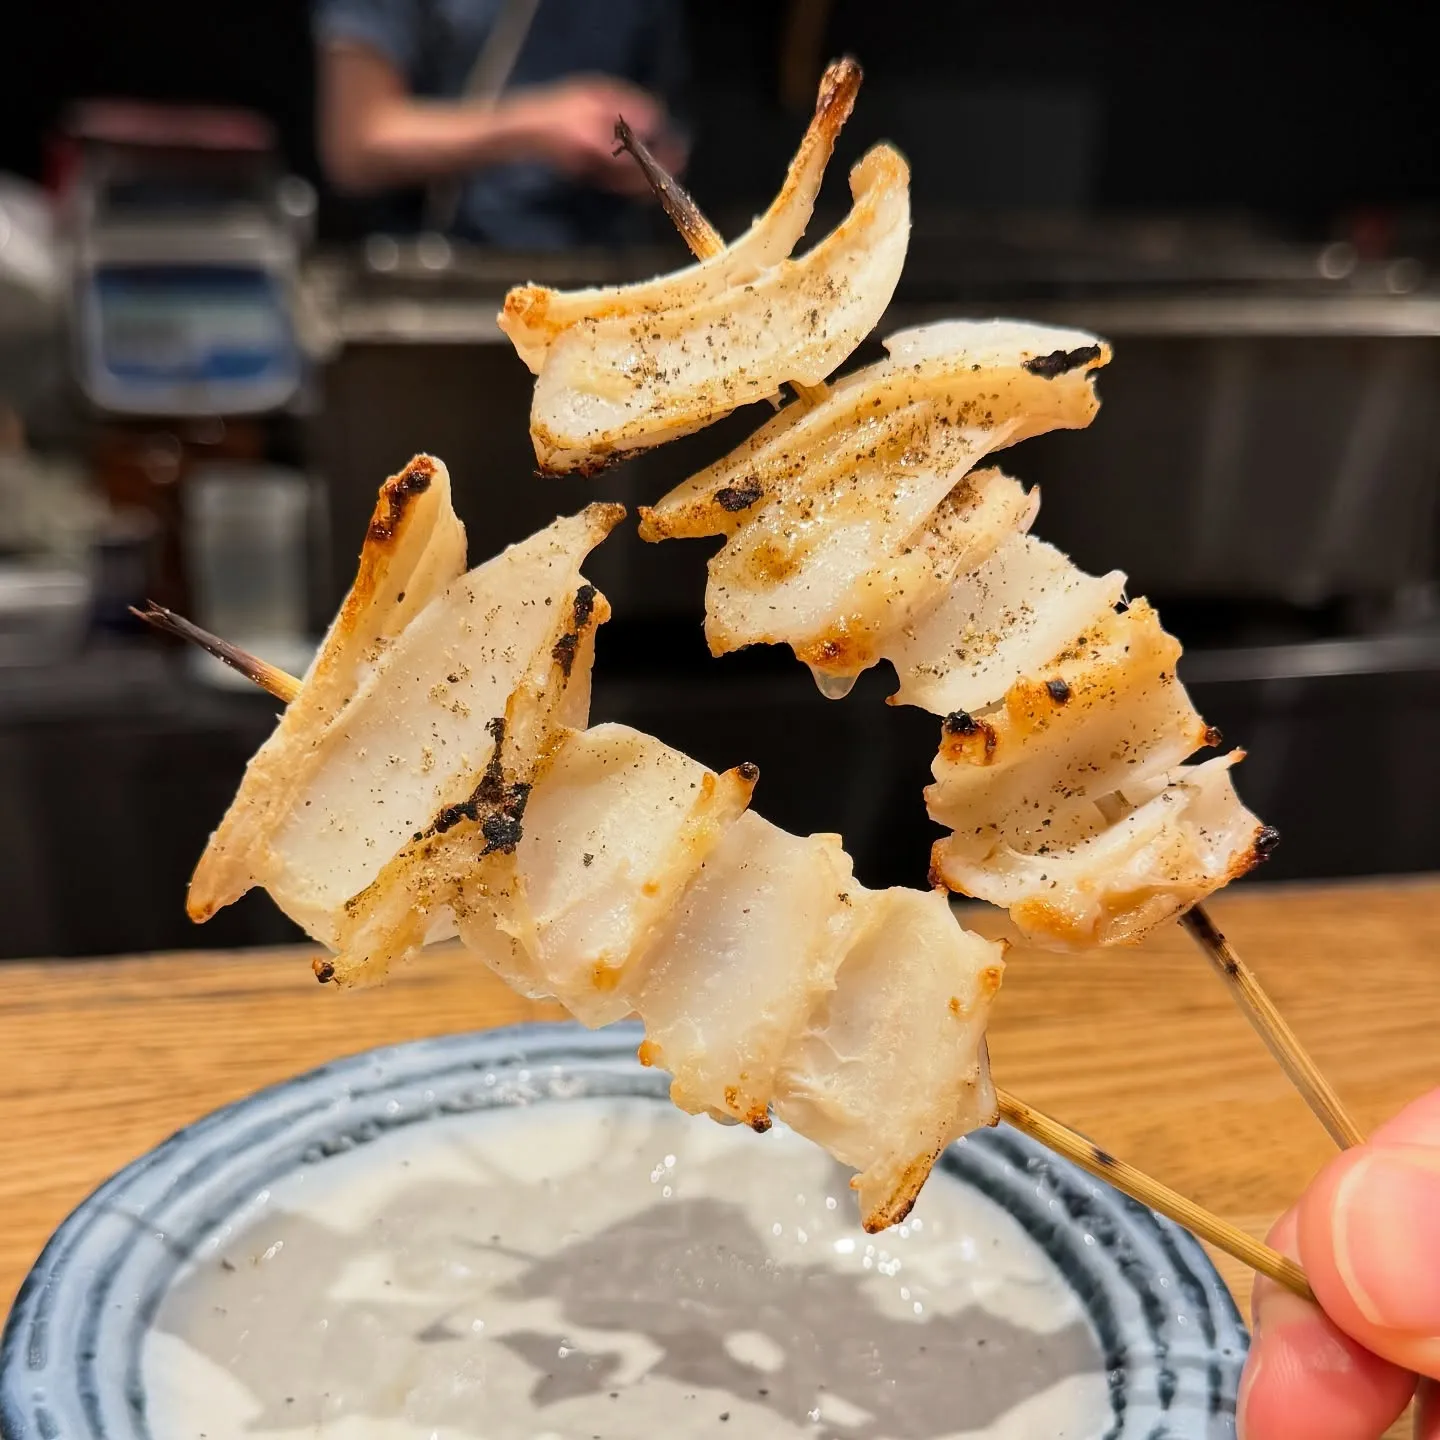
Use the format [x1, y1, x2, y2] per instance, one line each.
[319, 39, 514, 192]
[1240, 1088, 1440, 1439]
[317, 39, 683, 197]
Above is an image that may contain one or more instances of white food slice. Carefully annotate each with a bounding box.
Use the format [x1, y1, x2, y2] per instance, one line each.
[703, 461, 1038, 679]
[636, 319, 1106, 686]
[932, 753, 1273, 949]
[886, 533, 1127, 715]
[189, 455, 467, 924]
[882, 317, 1108, 372]
[321, 521, 620, 986]
[926, 601, 1215, 858]
[457, 723, 755, 1026]
[639, 318, 1107, 543]
[519, 144, 911, 473]
[916, 467, 1042, 600]
[499, 59, 861, 373]
[634, 812, 861, 1129]
[192, 494, 624, 981]
[774, 886, 1003, 1231]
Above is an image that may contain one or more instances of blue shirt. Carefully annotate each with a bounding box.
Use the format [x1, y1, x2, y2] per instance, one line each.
[313, 0, 686, 248]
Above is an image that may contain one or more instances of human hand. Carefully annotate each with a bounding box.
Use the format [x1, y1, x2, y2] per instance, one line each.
[1241, 1089, 1440, 1438]
[498, 75, 686, 196]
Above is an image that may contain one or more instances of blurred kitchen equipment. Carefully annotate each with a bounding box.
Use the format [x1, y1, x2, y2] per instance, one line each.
[0, 562, 91, 668]
[0, 176, 64, 417]
[184, 462, 313, 686]
[0, 434, 104, 563]
[0, 436, 102, 666]
[89, 421, 260, 618]
[89, 505, 161, 634]
[55, 102, 309, 418]
[305, 221, 1440, 619]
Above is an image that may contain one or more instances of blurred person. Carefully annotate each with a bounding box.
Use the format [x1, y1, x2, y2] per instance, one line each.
[314, 0, 687, 248]
[1241, 1087, 1440, 1439]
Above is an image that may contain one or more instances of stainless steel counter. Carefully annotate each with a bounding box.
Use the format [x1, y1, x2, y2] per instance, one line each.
[299, 241, 1440, 614]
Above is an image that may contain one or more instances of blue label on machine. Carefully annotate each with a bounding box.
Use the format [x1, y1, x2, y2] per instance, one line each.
[81, 265, 300, 413]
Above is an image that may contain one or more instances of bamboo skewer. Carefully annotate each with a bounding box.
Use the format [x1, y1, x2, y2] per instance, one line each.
[131, 602, 303, 702]
[1181, 906, 1364, 1149]
[996, 1090, 1314, 1302]
[133, 603, 1316, 1303]
[615, 121, 1363, 1156]
[613, 118, 722, 262]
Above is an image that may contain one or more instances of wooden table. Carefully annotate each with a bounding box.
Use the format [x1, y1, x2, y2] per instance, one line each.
[5, 877, 1439, 1435]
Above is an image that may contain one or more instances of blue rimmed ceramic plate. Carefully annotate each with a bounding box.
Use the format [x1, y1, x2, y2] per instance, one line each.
[2, 1023, 1245, 1440]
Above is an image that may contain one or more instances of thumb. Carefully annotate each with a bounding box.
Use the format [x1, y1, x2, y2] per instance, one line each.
[1297, 1089, 1440, 1380]
[1239, 1208, 1414, 1440]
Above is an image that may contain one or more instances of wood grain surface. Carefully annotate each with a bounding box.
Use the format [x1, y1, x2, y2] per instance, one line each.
[5, 876, 1439, 1436]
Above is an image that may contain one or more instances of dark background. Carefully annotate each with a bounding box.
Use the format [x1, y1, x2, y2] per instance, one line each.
[5, 2, 1438, 231]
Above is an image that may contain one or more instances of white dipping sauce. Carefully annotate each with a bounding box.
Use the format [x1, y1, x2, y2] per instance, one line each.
[143, 1099, 1110, 1439]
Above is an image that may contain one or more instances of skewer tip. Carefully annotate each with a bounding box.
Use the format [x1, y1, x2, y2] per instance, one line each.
[130, 601, 303, 704]
[613, 116, 723, 261]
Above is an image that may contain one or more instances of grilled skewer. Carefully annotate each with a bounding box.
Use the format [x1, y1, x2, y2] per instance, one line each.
[139, 589, 1312, 1299]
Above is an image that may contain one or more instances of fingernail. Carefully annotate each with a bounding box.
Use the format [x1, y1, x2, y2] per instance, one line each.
[1331, 1144, 1440, 1331]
